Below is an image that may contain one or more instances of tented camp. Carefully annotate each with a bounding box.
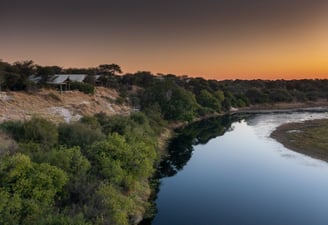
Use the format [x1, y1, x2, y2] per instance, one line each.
[47, 74, 87, 92]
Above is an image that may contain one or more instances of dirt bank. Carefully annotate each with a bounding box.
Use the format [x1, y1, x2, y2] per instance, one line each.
[271, 119, 328, 162]
[0, 87, 131, 123]
[234, 101, 328, 114]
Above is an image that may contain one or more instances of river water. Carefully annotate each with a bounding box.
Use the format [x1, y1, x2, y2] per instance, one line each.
[146, 110, 328, 225]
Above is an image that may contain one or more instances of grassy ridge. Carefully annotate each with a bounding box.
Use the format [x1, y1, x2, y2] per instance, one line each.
[271, 119, 328, 162]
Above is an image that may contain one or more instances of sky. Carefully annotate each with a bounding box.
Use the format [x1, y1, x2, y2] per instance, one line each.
[1, 0, 328, 80]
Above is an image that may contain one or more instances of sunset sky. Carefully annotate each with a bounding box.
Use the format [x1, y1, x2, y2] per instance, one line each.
[1, 0, 328, 80]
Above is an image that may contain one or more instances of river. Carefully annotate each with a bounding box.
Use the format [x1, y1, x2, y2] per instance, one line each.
[142, 110, 328, 225]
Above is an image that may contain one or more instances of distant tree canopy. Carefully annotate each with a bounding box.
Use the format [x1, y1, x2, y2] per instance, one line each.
[1, 59, 328, 122]
[141, 80, 199, 121]
[97, 64, 122, 88]
[0, 60, 37, 91]
[98, 64, 122, 75]
[1, 59, 328, 224]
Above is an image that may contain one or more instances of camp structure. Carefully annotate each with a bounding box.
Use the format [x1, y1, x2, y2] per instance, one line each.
[47, 74, 88, 92]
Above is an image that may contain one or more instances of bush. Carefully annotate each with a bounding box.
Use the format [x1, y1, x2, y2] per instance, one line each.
[0, 121, 24, 141]
[197, 107, 215, 117]
[0, 153, 68, 225]
[196, 90, 221, 112]
[94, 113, 131, 136]
[130, 112, 148, 125]
[23, 117, 58, 146]
[58, 122, 105, 149]
[269, 89, 293, 102]
[80, 116, 102, 129]
[115, 96, 125, 105]
[1, 117, 58, 147]
[70, 81, 94, 95]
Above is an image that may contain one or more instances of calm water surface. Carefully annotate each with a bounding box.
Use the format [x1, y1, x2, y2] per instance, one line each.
[150, 111, 328, 225]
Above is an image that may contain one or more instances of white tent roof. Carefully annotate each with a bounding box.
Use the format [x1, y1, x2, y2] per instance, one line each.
[48, 74, 87, 84]
[28, 75, 42, 83]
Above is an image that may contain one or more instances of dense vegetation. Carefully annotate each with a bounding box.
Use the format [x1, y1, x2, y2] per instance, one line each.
[0, 113, 166, 225]
[1, 59, 328, 224]
[1, 60, 328, 123]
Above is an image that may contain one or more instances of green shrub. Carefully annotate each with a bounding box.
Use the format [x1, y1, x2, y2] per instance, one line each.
[115, 96, 125, 105]
[80, 116, 102, 129]
[58, 122, 105, 149]
[0, 121, 24, 141]
[197, 107, 215, 117]
[70, 81, 94, 95]
[1, 117, 58, 147]
[0, 153, 68, 225]
[94, 113, 130, 135]
[22, 117, 58, 147]
[196, 90, 221, 112]
[269, 89, 293, 102]
[130, 112, 148, 125]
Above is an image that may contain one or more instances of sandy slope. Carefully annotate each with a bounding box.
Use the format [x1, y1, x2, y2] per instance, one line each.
[0, 87, 131, 123]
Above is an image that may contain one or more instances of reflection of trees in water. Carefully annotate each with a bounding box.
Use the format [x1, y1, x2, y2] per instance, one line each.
[140, 115, 246, 225]
[158, 115, 243, 178]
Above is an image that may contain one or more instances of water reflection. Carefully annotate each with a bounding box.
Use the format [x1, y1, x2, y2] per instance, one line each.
[142, 110, 328, 225]
[158, 115, 239, 178]
[140, 115, 242, 225]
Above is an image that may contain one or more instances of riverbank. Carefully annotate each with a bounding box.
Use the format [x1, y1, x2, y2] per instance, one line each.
[135, 127, 174, 224]
[234, 100, 328, 114]
[271, 119, 328, 162]
[147, 110, 328, 225]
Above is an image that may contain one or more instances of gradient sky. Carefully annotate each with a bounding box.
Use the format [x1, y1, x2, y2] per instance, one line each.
[1, 0, 328, 79]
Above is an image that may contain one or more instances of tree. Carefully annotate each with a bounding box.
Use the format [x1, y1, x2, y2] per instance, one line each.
[98, 64, 122, 88]
[4, 73, 23, 90]
[245, 88, 269, 104]
[87, 133, 156, 189]
[98, 64, 122, 75]
[0, 154, 67, 224]
[0, 60, 37, 90]
[92, 183, 134, 225]
[164, 87, 198, 121]
[214, 90, 225, 103]
[22, 117, 58, 147]
[58, 122, 105, 149]
[13, 60, 37, 90]
[38, 146, 91, 205]
[268, 89, 293, 102]
[13, 60, 36, 78]
[0, 117, 58, 148]
[36, 65, 62, 84]
[141, 81, 199, 121]
[197, 90, 221, 112]
[0, 61, 5, 91]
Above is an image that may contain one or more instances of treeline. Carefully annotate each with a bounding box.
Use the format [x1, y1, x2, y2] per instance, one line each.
[0, 60, 122, 92]
[2, 60, 328, 123]
[0, 112, 166, 225]
[1, 60, 328, 122]
[120, 72, 328, 122]
[1, 60, 328, 225]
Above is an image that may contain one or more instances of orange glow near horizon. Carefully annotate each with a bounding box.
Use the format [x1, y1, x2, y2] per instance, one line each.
[1, 1, 328, 80]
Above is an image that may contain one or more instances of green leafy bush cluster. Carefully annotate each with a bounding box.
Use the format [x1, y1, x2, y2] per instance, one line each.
[69, 81, 95, 94]
[0, 113, 162, 225]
